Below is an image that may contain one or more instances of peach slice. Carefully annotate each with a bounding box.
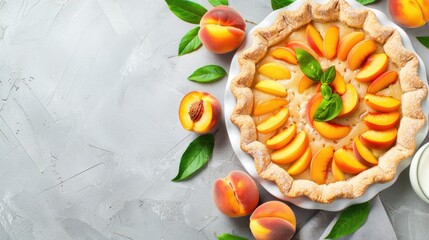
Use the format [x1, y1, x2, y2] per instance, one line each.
[253, 98, 288, 116]
[271, 47, 298, 65]
[266, 124, 297, 150]
[355, 53, 389, 82]
[334, 148, 369, 175]
[257, 108, 290, 134]
[213, 170, 259, 217]
[179, 91, 221, 133]
[324, 26, 340, 60]
[331, 160, 346, 182]
[364, 112, 400, 130]
[306, 93, 323, 127]
[285, 41, 319, 60]
[353, 136, 378, 166]
[271, 131, 309, 164]
[258, 63, 291, 80]
[360, 128, 398, 149]
[314, 121, 352, 140]
[298, 75, 317, 93]
[250, 201, 296, 240]
[331, 70, 346, 95]
[347, 39, 378, 70]
[288, 147, 312, 176]
[199, 6, 246, 54]
[338, 84, 359, 117]
[255, 80, 287, 97]
[367, 71, 398, 94]
[337, 32, 365, 61]
[306, 23, 324, 57]
[364, 94, 401, 112]
[310, 146, 334, 184]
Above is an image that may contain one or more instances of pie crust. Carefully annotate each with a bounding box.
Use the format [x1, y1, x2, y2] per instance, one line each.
[230, 0, 427, 203]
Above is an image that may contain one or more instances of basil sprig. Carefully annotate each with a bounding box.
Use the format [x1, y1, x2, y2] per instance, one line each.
[295, 48, 343, 122]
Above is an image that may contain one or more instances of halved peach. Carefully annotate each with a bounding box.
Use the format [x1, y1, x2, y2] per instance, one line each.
[334, 148, 368, 175]
[367, 71, 398, 94]
[338, 84, 359, 117]
[306, 23, 324, 57]
[310, 146, 334, 184]
[331, 159, 346, 182]
[364, 112, 400, 130]
[250, 201, 296, 240]
[271, 47, 298, 65]
[364, 94, 400, 112]
[355, 53, 389, 82]
[257, 108, 290, 134]
[285, 41, 319, 60]
[266, 124, 297, 150]
[347, 39, 378, 70]
[314, 121, 352, 140]
[305, 93, 323, 127]
[324, 26, 340, 60]
[332, 70, 346, 95]
[298, 75, 317, 93]
[360, 128, 398, 149]
[337, 32, 365, 61]
[179, 91, 221, 133]
[288, 147, 312, 176]
[353, 136, 378, 166]
[258, 62, 291, 80]
[255, 80, 287, 97]
[253, 98, 288, 116]
[271, 131, 309, 164]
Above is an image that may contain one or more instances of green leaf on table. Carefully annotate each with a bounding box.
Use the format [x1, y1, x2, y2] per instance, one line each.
[417, 37, 429, 49]
[165, 0, 208, 24]
[296, 48, 323, 81]
[314, 93, 342, 122]
[208, 0, 228, 7]
[172, 133, 215, 182]
[325, 201, 371, 240]
[178, 27, 202, 56]
[216, 233, 247, 240]
[188, 65, 227, 83]
[355, 0, 377, 5]
[320, 66, 336, 85]
[271, 0, 295, 10]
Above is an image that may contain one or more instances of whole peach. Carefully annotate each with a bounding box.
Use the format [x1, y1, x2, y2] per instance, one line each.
[388, 0, 429, 28]
[199, 6, 246, 54]
[250, 201, 296, 240]
[178, 91, 221, 133]
[212, 170, 259, 217]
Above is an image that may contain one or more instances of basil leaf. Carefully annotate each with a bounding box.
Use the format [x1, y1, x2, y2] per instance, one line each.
[314, 93, 342, 122]
[271, 0, 295, 10]
[325, 201, 371, 239]
[188, 65, 227, 83]
[209, 0, 228, 6]
[296, 48, 323, 81]
[355, 0, 376, 5]
[178, 27, 202, 56]
[417, 37, 429, 49]
[216, 233, 247, 240]
[321, 66, 336, 85]
[165, 0, 207, 24]
[172, 133, 215, 181]
[321, 84, 332, 99]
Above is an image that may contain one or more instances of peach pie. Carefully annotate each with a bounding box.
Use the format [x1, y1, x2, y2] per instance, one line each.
[230, 0, 427, 203]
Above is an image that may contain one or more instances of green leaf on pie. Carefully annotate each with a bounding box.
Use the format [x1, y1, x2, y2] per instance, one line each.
[325, 201, 371, 239]
[208, 0, 228, 7]
[178, 27, 202, 56]
[188, 65, 227, 83]
[313, 93, 342, 122]
[321, 66, 336, 85]
[295, 48, 323, 81]
[172, 133, 215, 182]
[271, 0, 295, 10]
[165, 0, 208, 24]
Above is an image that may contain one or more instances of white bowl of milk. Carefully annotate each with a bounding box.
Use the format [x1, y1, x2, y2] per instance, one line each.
[410, 142, 429, 204]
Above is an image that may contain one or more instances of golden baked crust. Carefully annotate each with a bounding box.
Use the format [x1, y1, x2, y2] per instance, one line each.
[230, 0, 427, 203]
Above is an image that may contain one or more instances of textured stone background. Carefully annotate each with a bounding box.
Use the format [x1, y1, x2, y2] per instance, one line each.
[0, 0, 428, 239]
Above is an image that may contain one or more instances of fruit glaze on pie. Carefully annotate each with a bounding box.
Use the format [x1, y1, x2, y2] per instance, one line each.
[230, 0, 427, 203]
